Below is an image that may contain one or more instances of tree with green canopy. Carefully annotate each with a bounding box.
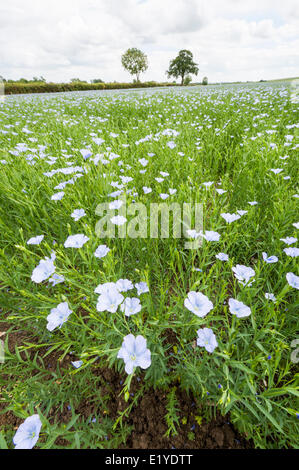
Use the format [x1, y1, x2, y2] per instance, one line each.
[166, 50, 199, 85]
[121, 48, 148, 83]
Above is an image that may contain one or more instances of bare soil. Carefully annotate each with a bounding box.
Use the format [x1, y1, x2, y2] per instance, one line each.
[0, 319, 253, 449]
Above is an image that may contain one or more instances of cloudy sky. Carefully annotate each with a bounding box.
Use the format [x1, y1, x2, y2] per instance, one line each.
[1, 0, 298, 83]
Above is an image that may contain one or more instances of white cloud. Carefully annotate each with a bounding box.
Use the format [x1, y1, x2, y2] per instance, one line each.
[0, 0, 298, 83]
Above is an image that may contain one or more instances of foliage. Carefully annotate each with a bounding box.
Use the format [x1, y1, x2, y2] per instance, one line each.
[202, 76, 208, 85]
[184, 75, 192, 86]
[2, 76, 46, 84]
[166, 50, 199, 85]
[3, 81, 176, 95]
[164, 387, 180, 437]
[0, 81, 298, 449]
[70, 78, 88, 84]
[121, 48, 148, 82]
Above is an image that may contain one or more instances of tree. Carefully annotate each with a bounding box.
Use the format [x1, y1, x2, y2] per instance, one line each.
[70, 78, 87, 83]
[121, 48, 148, 83]
[32, 76, 46, 82]
[202, 76, 208, 85]
[184, 75, 192, 85]
[166, 50, 199, 85]
[91, 79, 104, 84]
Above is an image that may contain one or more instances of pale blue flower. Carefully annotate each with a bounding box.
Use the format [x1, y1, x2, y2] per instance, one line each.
[221, 213, 241, 223]
[196, 328, 218, 353]
[96, 289, 124, 313]
[94, 245, 110, 259]
[110, 215, 127, 226]
[27, 235, 44, 245]
[64, 234, 89, 248]
[284, 247, 299, 257]
[116, 279, 134, 292]
[51, 191, 65, 201]
[13, 414, 42, 449]
[117, 334, 151, 374]
[265, 293, 276, 301]
[109, 200, 123, 210]
[93, 137, 105, 145]
[94, 282, 117, 295]
[167, 141, 176, 149]
[228, 298, 251, 318]
[202, 181, 214, 188]
[109, 190, 123, 198]
[286, 272, 299, 289]
[201, 231, 221, 242]
[55, 181, 68, 190]
[80, 149, 92, 160]
[139, 158, 148, 167]
[120, 298, 142, 317]
[48, 273, 65, 286]
[232, 264, 255, 286]
[262, 252, 278, 263]
[47, 302, 72, 331]
[143, 186, 152, 194]
[71, 360, 83, 369]
[135, 282, 149, 295]
[280, 237, 297, 245]
[71, 209, 86, 221]
[187, 229, 200, 239]
[31, 252, 56, 283]
[120, 175, 133, 184]
[162, 129, 179, 137]
[216, 253, 229, 261]
[184, 292, 213, 317]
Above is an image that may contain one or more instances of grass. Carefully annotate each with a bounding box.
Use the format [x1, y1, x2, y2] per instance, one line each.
[0, 81, 298, 449]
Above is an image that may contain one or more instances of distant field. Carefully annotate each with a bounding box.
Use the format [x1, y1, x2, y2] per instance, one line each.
[266, 77, 299, 82]
[3, 77, 298, 96]
[0, 82, 298, 449]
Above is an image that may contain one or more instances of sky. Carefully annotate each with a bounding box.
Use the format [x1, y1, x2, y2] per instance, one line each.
[0, 0, 299, 83]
